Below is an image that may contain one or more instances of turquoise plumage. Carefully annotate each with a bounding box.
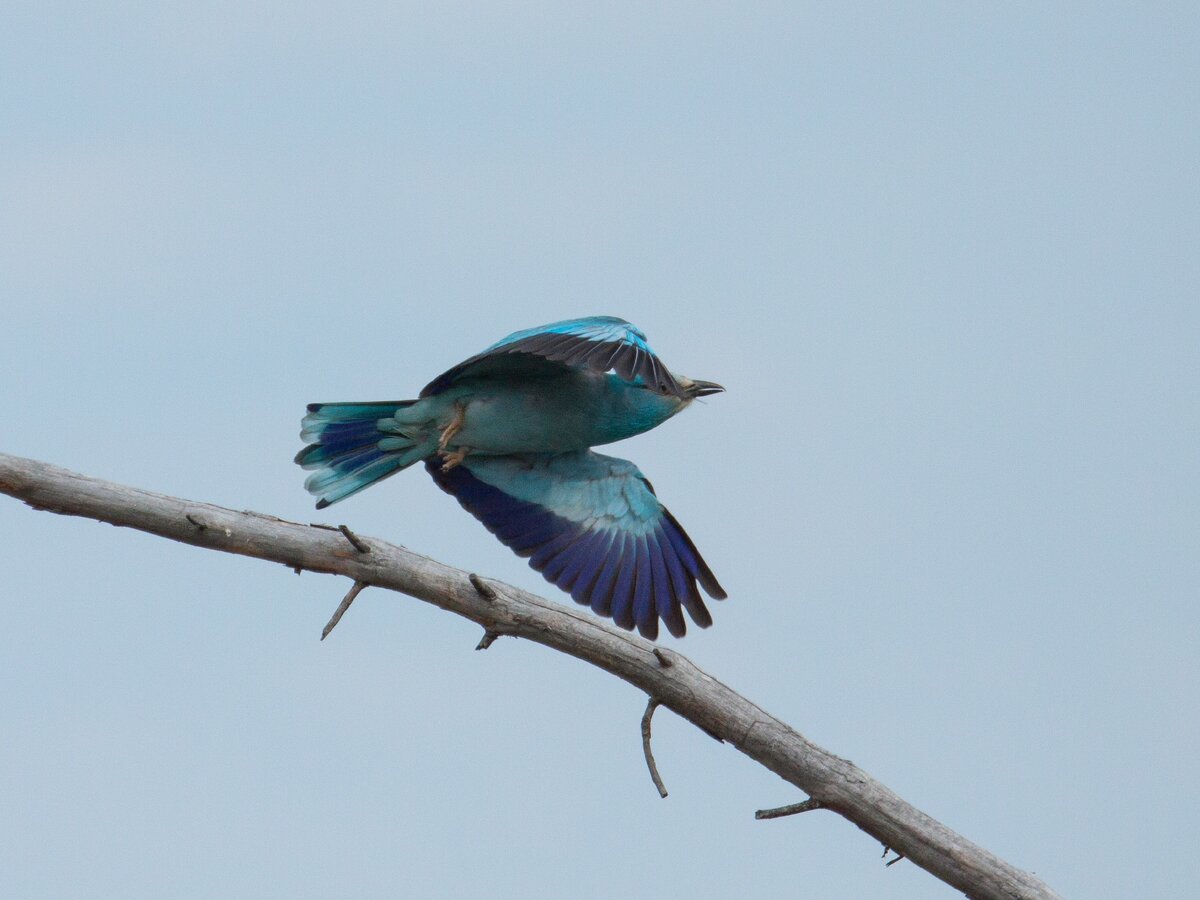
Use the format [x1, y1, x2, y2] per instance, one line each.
[296, 316, 726, 639]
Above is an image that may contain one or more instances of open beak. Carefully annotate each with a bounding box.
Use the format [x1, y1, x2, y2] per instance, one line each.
[688, 379, 725, 398]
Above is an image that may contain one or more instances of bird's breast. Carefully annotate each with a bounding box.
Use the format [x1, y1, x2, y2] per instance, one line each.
[446, 373, 682, 454]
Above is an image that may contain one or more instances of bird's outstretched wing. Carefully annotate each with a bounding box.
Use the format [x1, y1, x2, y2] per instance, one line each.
[421, 316, 683, 398]
[427, 450, 725, 640]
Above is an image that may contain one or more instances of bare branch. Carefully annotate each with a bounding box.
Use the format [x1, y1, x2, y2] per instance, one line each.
[641, 698, 669, 798]
[0, 452, 1061, 900]
[321, 580, 368, 640]
[756, 798, 823, 820]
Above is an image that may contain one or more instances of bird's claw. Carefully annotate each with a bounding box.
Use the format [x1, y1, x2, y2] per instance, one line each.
[438, 401, 466, 451]
[439, 448, 468, 471]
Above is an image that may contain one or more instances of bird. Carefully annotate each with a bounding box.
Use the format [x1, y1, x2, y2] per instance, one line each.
[295, 315, 726, 640]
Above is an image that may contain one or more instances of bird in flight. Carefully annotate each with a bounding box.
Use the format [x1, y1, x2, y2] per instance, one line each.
[296, 316, 726, 640]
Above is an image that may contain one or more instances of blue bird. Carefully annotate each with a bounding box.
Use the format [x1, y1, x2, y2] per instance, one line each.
[296, 316, 726, 639]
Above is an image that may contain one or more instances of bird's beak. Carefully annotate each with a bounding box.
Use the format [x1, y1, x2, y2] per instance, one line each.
[688, 380, 725, 398]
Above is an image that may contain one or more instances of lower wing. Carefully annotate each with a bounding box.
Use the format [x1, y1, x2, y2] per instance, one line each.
[427, 450, 725, 640]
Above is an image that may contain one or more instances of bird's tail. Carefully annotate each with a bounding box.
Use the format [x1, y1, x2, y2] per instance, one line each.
[295, 401, 434, 508]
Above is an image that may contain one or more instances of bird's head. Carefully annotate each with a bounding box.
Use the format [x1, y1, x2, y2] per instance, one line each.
[676, 376, 725, 400]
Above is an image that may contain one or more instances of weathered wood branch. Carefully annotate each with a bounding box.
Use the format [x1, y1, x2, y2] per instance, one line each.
[0, 452, 1059, 900]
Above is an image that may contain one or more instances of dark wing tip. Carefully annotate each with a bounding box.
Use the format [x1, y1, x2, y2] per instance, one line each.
[703, 577, 728, 601]
[661, 507, 726, 602]
[315, 498, 331, 510]
[636, 615, 660, 641]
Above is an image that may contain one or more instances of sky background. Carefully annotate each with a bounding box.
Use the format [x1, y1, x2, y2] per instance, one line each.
[2, 3, 1197, 897]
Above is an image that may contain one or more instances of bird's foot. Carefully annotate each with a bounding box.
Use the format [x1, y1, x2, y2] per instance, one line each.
[439, 447, 469, 472]
[438, 402, 466, 452]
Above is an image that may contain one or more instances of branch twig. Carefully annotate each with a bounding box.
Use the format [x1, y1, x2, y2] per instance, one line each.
[321, 580, 368, 640]
[756, 798, 823, 820]
[641, 698, 669, 798]
[0, 452, 1060, 900]
[475, 630, 501, 651]
[338, 524, 370, 553]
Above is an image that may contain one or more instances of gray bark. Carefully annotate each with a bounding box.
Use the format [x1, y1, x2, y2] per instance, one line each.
[0, 452, 1060, 900]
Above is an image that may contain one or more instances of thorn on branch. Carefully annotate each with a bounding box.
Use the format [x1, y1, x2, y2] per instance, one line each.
[475, 629, 501, 651]
[338, 524, 370, 553]
[321, 580, 368, 640]
[469, 573, 498, 601]
[653, 648, 673, 668]
[755, 798, 823, 820]
[641, 698, 669, 799]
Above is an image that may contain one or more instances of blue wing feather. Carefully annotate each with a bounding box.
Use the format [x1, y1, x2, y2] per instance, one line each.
[632, 537, 656, 638]
[426, 450, 723, 638]
[588, 532, 623, 618]
[529, 531, 580, 570]
[505, 513, 563, 554]
[662, 509, 726, 601]
[571, 530, 616, 604]
[610, 541, 637, 632]
[648, 537, 682, 639]
[557, 532, 602, 593]
[660, 538, 701, 629]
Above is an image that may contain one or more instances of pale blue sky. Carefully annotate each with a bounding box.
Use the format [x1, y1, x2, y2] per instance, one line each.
[2, 4, 1197, 898]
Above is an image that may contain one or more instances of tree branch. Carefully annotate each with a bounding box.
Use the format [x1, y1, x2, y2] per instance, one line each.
[0, 452, 1059, 900]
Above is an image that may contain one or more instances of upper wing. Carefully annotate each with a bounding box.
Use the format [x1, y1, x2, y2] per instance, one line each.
[420, 316, 683, 398]
[426, 450, 725, 640]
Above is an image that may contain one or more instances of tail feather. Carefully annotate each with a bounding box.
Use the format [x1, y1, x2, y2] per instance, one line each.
[296, 401, 431, 508]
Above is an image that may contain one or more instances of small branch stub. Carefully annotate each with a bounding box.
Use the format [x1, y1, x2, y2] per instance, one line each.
[641, 698, 669, 799]
[321, 580, 368, 640]
[469, 573, 498, 602]
[338, 524, 370, 553]
[475, 629, 501, 651]
[756, 798, 823, 820]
